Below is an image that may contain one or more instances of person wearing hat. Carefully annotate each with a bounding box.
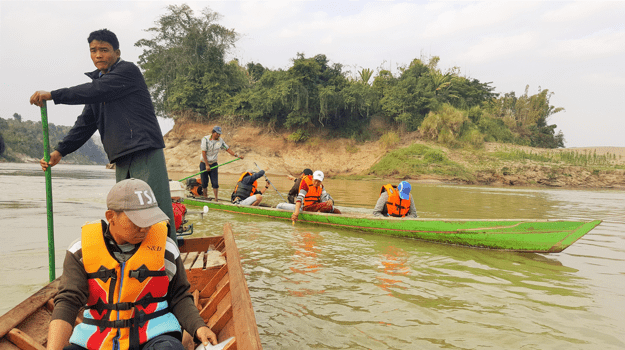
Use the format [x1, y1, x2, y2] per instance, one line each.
[231, 169, 270, 206]
[30, 29, 177, 242]
[291, 170, 341, 222]
[372, 181, 418, 218]
[286, 168, 313, 204]
[199, 126, 244, 202]
[47, 179, 217, 350]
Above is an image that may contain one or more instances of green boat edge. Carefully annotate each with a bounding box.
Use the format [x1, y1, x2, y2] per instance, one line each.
[183, 197, 601, 253]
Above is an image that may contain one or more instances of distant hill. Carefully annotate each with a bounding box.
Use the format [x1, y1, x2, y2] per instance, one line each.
[0, 116, 107, 165]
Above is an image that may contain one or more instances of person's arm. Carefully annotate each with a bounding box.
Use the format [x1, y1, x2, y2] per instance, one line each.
[260, 181, 270, 194]
[224, 143, 243, 159]
[29, 91, 52, 107]
[291, 183, 308, 221]
[372, 192, 389, 217]
[48, 248, 90, 349]
[169, 255, 217, 345]
[291, 200, 303, 222]
[47, 319, 74, 350]
[49, 63, 139, 106]
[40, 150, 63, 172]
[407, 197, 418, 218]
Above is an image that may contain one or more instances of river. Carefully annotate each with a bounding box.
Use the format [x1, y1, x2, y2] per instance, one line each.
[1, 163, 624, 349]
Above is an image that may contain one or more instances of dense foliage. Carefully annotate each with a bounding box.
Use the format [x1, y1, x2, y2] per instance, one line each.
[0, 114, 107, 164]
[137, 4, 565, 149]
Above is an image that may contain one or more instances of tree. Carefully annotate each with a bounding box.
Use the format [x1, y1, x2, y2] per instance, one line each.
[135, 4, 239, 118]
[13, 113, 22, 122]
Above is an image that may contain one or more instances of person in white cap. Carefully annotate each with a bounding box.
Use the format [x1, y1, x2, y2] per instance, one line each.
[373, 181, 417, 218]
[291, 170, 341, 222]
[47, 179, 217, 350]
[199, 125, 244, 202]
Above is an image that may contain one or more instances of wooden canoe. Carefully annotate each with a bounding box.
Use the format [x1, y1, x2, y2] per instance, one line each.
[0, 223, 262, 350]
[184, 197, 601, 253]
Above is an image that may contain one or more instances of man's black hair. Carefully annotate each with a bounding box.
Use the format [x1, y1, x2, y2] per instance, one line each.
[87, 29, 119, 51]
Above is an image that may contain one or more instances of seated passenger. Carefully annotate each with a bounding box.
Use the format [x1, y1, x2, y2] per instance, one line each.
[372, 181, 417, 218]
[231, 170, 269, 206]
[287, 168, 313, 204]
[291, 170, 341, 222]
[47, 178, 216, 350]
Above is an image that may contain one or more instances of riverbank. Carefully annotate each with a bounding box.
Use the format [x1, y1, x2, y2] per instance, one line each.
[164, 120, 624, 190]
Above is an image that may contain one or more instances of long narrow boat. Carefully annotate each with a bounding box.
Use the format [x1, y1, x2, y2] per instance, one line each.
[0, 223, 262, 350]
[184, 197, 600, 253]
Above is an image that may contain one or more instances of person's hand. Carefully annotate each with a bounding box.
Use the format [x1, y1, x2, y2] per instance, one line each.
[195, 326, 217, 346]
[40, 150, 62, 172]
[291, 212, 299, 222]
[30, 91, 52, 107]
[238, 154, 245, 159]
[287, 175, 295, 181]
[328, 199, 334, 207]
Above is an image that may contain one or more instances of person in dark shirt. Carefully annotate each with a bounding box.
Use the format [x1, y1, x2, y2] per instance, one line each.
[287, 168, 313, 204]
[29, 28, 177, 241]
[231, 170, 270, 206]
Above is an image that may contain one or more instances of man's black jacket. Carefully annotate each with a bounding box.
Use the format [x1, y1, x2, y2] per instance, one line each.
[51, 59, 165, 163]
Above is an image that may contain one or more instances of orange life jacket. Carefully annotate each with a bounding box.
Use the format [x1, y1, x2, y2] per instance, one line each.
[300, 175, 323, 206]
[381, 184, 410, 217]
[69, 222, 181, 350]
[232, 172, 258, 202]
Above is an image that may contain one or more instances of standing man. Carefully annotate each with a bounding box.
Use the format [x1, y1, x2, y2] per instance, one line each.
[372, 181, 418, 218]
[287, 168, 313, 204]
[291, 170, 341, 222]
[29, 29, 178, 241]
[46, 179, 217, 350]
[200, 126, 243, 202]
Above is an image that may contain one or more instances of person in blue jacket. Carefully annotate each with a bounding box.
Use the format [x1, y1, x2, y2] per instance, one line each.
[29, 28, 177, 241]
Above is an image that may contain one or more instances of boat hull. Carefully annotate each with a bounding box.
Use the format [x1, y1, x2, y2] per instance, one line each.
[184, 197, 601, 253]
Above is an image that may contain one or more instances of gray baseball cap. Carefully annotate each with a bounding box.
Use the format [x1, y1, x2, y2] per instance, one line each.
[213, 126, 222, 134]
[107, 178, 169, 228]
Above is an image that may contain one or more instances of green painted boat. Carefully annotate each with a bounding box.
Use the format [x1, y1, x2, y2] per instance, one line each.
[183, 197, 601, 253]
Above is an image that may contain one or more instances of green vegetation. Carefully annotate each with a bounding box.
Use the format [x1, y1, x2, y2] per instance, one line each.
[368, 144, 474, 181]
[0, 114, 107, 164]
[136, 4, 566, 150]
[490, 147, 623, 167]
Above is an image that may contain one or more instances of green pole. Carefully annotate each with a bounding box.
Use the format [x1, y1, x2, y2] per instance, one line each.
[178, 157, 242, 183]
[40, 102, 55, 282]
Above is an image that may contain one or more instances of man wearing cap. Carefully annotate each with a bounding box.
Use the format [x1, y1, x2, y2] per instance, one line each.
[200, 126, 243, 202]
[291, 170, 341, 222]
[30, 29, 178, 242]
[373, 181, 418, 218]
[231, 169, 270, 206]
[47, 179, 217, 350]
[286, 168, 313, 204]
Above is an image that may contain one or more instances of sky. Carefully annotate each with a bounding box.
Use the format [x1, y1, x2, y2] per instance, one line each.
[1, 1, 624, 148]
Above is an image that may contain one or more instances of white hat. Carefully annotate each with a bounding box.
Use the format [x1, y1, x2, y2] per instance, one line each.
[312, 170, 324, 181]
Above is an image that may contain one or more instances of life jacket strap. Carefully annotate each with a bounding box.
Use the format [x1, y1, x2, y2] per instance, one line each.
[128, 264, 167, 283]
[82, 307, 170, 331]
[86, 293, 167, 312]
[86, 266, 117, 283]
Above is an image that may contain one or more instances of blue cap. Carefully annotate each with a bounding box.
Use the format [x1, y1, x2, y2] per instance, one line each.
[397, 181, 411, 200]
[213, 126, 222, 134]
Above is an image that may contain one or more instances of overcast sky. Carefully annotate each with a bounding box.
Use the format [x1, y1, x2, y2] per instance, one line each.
[1, 1, 624, 148]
